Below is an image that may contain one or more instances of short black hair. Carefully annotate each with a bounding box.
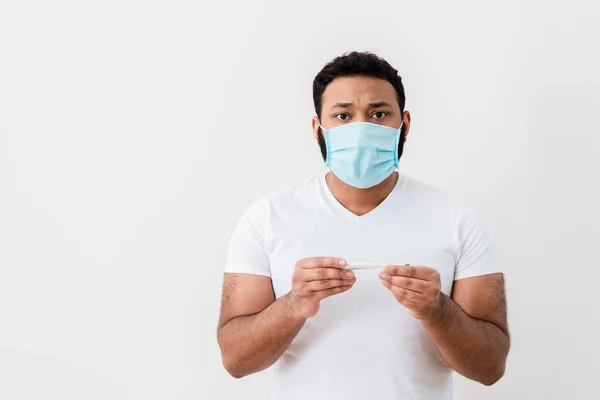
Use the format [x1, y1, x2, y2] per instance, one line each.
[313, 51, 407, 162]
[312, 51, 406, 118]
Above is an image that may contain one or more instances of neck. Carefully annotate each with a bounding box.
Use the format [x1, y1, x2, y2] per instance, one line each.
[326, 172, 399, 216]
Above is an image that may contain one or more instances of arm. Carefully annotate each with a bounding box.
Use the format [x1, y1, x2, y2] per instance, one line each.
[380, 267, 509, 386]
[217, 273, 305, 378]
[217, 257, 356, 378]
[421, 273, 509, 386]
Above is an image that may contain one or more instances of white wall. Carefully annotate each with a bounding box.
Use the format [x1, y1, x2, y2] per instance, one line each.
[1, 0, 599, 399]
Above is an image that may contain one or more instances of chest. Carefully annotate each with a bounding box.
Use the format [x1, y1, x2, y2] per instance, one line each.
[267, 210, 458, 299]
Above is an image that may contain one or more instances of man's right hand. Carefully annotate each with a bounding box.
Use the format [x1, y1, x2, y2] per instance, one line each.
[285, 257, 356, 319]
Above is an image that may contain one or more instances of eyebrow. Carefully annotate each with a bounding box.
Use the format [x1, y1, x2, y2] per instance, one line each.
[368, 101, 393, 108]
[330, 101, 394, 109]
[331, 102, 353, 109]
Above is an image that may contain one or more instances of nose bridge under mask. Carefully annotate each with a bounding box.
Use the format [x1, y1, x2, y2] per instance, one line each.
[318, 120, 403, 133]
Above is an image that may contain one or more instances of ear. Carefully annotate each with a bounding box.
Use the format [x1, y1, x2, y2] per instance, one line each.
[402, 111, 412, 142]
[311, 116, 321, 143]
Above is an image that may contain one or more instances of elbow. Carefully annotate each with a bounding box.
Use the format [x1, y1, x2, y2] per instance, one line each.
[481, 376, 501, 387]
[218, 331, 247, 379]
[219, 346, 246, 379]
[219, 345, 248, 379]
[481, 335, 510, 386]
[225, 368, 245, 379]
[222, 357, 247, 379]
[480, 363, 506, 386]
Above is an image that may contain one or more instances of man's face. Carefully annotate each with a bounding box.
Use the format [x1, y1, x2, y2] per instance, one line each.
[312, 75, 411, 160]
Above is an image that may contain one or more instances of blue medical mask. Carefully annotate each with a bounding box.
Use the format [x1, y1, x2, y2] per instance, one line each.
[319, 121, 402, 189]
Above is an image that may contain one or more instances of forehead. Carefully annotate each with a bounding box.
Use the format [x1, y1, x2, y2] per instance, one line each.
[322, 75, 398, 108]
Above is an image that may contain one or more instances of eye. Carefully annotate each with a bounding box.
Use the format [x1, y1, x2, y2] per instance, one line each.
[372, 111, 388, 119]
[336, 113, 349, 121]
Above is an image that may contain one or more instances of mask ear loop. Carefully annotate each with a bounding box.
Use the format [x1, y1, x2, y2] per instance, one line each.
[393, 122, 403, 169]
[318, 120, 333, 168]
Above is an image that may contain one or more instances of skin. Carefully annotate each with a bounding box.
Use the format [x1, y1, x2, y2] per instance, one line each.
[379, 266, 509, 386]
[312, 76, 411, 216]
[218, 257, 355, 378]
[218, 75, 509, 385]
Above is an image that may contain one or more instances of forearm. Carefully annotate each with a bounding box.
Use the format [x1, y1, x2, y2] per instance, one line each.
[217, 293, 305, 378]
[421, 294, 510, 386]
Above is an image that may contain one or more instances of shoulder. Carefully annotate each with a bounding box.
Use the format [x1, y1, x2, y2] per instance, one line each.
[401, 175, 462, 209]
[400, 175, 482, 222]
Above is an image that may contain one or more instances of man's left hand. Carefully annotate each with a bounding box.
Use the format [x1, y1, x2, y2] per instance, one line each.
[379, 265, 443, 320]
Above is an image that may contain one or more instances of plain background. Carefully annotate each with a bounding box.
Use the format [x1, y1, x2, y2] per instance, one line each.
[1, 0, 599, 399]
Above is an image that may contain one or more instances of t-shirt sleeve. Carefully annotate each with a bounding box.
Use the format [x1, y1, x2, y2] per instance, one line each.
[454, 208, 502, 281]
[224, 198, 271, 277]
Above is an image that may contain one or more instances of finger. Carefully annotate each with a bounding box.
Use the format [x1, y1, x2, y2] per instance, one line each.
[299, 257, 347, 269]
[381, 280, 423, 303]
[378, 274, 427, 293]
[304, 268, 355, 282]
[307, 279, 353, 292]
[316, 284, 353, 299]
[382, 265, 438, 281]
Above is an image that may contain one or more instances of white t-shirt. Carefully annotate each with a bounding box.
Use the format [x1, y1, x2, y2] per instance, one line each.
[225, 173, 501, 400]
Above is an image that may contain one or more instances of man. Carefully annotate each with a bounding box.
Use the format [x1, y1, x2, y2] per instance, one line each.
[217, 51, 509, 399]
